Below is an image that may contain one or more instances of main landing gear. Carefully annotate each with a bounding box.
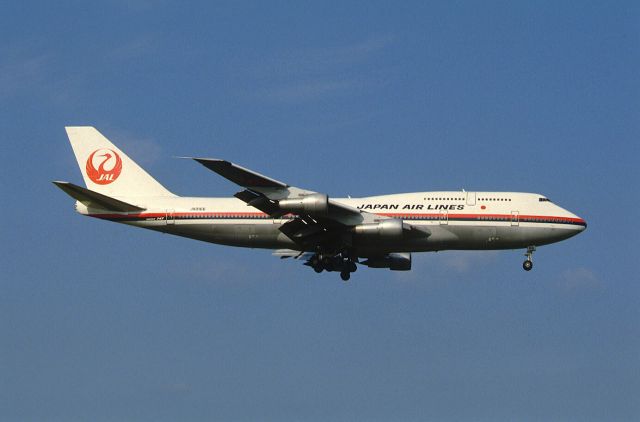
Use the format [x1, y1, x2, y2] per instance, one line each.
[523, 245, 535, 271]
[309, 252, 357, 281]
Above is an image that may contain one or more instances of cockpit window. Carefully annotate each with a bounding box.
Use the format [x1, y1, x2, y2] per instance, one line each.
[539, 197, 552, 202]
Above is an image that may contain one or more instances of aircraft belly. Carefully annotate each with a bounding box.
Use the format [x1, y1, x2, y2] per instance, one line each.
[353, 224, 582, 255]
[154, 222, 297, 250]
[496, 225, 582, 247]
[215, 223, 296, 249]
[138, 219, 582, 255]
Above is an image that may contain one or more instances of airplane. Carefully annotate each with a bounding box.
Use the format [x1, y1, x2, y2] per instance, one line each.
[54, 127, 587, 281]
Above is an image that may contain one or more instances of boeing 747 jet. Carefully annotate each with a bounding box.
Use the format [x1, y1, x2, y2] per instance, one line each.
[54, 127, 587, 281]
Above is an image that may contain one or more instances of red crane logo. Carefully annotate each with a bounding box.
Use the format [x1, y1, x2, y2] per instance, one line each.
[86, 149, 122, 185]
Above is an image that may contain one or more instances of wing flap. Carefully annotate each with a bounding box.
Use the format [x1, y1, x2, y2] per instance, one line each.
[233, 189, 283, 216]
[272, 249, 314, 260]
[328, 200, 365, 225]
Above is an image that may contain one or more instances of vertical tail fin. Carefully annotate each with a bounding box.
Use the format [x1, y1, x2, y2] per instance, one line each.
[65, 126, 175, 197]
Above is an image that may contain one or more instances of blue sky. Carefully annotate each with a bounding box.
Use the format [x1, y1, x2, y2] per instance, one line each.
[1, 1, 638, 421]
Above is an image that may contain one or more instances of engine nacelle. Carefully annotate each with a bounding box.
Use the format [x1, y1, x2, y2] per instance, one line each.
[353, 219, 404, 239]
[363, 253, 412, 271]
[278, 193, 329, 215]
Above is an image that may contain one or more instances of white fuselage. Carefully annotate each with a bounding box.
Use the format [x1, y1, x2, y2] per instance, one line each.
[77, 191, 586, 258]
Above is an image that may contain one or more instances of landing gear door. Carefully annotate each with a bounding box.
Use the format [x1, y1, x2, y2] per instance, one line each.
[466, 192, 476, 206]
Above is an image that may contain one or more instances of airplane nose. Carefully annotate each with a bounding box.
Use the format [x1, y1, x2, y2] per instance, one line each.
[563, 207, 587, 232]
[573, 214, 587, 231]
[579, 217, 587, 231]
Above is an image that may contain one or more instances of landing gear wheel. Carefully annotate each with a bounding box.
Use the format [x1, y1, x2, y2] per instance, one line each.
[340, 271, 351, 281]
[313, 265, 323, 273]
[523, 246, 536, 271]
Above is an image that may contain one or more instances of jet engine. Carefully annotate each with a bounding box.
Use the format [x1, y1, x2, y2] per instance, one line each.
[352, 219, 405, 239]
[278, 193, 329, 215]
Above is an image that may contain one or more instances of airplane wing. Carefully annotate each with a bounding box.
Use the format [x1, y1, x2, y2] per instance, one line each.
[191, 157, 381, 250]
[192, 159, 289, 189]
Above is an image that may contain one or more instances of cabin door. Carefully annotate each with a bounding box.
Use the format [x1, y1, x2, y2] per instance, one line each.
[440, 211, 448, 225]
[466, 192, 476, 206]
[511, 211, 519, 226]
[165, 209, 175, 225]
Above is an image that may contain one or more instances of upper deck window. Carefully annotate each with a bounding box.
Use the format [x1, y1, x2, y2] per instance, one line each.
[539, 197, 552, 202]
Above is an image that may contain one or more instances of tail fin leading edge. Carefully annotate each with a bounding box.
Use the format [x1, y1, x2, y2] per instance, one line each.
[65, 126, 175, 197]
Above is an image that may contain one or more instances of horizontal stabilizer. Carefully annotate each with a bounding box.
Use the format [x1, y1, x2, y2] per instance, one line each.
[192, 158, 288, 188]
[53, 181, 146, 212]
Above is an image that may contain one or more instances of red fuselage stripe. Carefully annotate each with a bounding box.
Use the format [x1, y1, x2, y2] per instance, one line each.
[88, 211, 586, 225]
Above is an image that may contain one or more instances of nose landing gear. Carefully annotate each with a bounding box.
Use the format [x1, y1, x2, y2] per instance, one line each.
[523, 246, 535, 271]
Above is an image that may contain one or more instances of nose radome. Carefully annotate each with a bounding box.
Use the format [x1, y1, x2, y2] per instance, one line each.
[573, 218, 587, 232]
[558, 205, 587, 231]
[568, 210, 587, 231]
[578, 216, 587, 231]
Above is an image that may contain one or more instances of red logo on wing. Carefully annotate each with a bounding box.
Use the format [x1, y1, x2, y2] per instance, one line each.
[86, 149, 122, 185]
